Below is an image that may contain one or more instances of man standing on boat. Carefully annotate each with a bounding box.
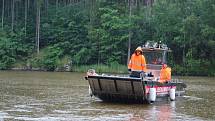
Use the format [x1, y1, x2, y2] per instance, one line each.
[128, 46, 147, 77]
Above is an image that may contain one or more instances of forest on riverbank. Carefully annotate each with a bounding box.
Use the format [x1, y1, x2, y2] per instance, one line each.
[0, 0, 214, 76]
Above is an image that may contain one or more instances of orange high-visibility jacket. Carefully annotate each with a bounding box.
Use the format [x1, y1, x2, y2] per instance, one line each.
[159, 67, 171, 82]
[128, 53, 147, 72]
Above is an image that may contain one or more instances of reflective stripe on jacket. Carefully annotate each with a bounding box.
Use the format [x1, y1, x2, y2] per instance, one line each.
[128, 53, 147, 72]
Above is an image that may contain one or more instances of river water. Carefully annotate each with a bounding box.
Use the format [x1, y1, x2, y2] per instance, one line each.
[0, 71, 214, 121]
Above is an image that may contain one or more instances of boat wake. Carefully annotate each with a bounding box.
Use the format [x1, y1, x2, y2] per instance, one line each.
[183, 95, 203, 100]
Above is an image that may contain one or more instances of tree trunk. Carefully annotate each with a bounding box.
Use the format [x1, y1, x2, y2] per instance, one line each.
[182, 32, 186, 65]
[36, 1, 41, 54]
[127, 0, 132, 65]
[56, 0, 58, 13]
[11, 0, 15, 32]
[28, 0, 30, 9]
[1, 0, 4, 30]
[24, 0, 28, 36]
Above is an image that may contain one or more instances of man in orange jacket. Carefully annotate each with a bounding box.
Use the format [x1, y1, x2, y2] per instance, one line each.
[159, 64, 171, 83]
[128, 46, 147, 77]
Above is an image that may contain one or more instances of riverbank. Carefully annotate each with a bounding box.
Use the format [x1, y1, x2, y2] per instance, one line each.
[7, 59, 127, 73]
[5, 63, 215, 76]
[8, 64, 128, 74]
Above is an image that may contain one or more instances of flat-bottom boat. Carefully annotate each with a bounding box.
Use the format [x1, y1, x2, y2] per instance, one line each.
[85, 71, 186, 103]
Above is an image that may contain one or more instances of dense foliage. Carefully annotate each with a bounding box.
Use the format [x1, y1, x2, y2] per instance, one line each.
[0, 0, 214, 76]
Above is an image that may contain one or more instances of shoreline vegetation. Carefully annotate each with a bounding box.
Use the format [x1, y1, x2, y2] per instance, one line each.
[5, 63, 215, 76]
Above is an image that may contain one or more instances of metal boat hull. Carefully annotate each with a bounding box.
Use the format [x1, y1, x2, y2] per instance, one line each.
[86, 75, 186, 103]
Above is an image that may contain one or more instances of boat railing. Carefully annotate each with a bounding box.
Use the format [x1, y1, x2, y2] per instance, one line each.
[171, 78, 184, 83]
[146, 64, 162, 78]
[146, 64, 162, 70]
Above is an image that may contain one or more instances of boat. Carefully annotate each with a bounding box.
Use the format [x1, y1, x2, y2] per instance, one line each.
[85, 41, 187, 103]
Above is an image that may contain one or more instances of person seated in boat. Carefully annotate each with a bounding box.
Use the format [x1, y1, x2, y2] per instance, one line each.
[159, 64, 171, 83]
[152, 58, 162, 64]
[87, 69, 98, 76]
[128, 46, 147, 78]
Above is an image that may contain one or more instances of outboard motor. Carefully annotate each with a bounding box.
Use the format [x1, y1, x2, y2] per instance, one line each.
[149, 87, 156, 103]
[89, 85, 93, 97]
[169, 88, 175, 101]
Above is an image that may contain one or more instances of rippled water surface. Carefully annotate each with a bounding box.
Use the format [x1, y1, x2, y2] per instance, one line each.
[0, 71, 214, 121]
